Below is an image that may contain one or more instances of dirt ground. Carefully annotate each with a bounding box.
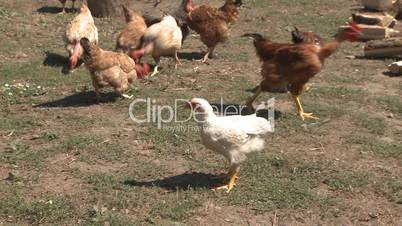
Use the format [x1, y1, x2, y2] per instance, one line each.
[0, 0, 401, 225]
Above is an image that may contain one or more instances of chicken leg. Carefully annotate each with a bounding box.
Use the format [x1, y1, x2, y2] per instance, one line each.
[59, 0, 67, 14]
[174, 50, 182, 69]
[71, 0, 76, 11]
[92, 80, 101, 102]
[201, 46, 215, 63]
[291, 94, 319, 120]
[150, 57, 160, 77]
[213, 165, 240, 193]
[245, 86, 262, 113]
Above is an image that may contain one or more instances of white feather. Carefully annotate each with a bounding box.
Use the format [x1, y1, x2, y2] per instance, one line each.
[142, 15, 182, 57]
[191, 98, 273, 165]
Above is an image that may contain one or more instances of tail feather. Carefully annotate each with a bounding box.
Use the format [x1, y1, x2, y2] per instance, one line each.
[143, 14, 162, 27]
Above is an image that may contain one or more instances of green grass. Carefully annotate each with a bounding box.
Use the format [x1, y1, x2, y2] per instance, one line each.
[1, 0, 401, 225]
[345, 134, 402, 158]
[350, 112, 386, 135]
[0, 194, 75, 225]
[377, 95, 402, 118]
[150, 194, 200, 221]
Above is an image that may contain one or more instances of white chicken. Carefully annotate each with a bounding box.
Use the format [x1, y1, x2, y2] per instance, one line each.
[130, 15, 183, 77]
[186, 98, 273, 193]
[64, 3, 98, 72]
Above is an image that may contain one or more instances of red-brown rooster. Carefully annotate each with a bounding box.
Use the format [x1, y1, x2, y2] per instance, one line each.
[244, 23, 362, 120]
[184, 0, 242, 63]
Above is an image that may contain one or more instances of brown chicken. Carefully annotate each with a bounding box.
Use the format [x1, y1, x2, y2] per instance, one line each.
[244, 23, 361, 120]
[64, 3, 98, 72]
[80, 38, 149, 101]
[184, 0, 242, 63]
[116, 5, 147, 54]
[59, 0, 77, 13]
[247, 28, 325, 63]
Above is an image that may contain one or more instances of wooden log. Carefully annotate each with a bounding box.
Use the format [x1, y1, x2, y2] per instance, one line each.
[388, 61, 402, 74]
[352, 12, 396, 27]
[361, 0, 394, 11]
[87, 0, 121, 18]
[364, 38, 402, 57]
[339, 24, 389, 40]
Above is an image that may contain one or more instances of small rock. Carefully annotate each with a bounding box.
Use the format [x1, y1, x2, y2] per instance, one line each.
[368, 212, 379, 218]
[6, 172, 17, 181]
[345, 55, 356, 59]
[387, 113, 394, 118]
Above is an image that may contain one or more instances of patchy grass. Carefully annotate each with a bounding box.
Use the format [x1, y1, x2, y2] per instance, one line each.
[0, 0, 401, 225]
[0, 194, 75, 225]
[345, 134, 402, 158]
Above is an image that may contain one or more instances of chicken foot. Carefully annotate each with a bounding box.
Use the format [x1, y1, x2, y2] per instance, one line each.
[201, 46, 215, 63]
[291, 94, 319, 120]
[174, 50, 182, 69]
[150, 57, 160, 77]
[59, 1, 66, 14]
[121, 94, 134, 99]
[245, 86, 262, 113]
[71, 0, 76, 11]
[213, 165, 240, 193]
[150, 65, 159, 77]
[92, 80, 101, 103]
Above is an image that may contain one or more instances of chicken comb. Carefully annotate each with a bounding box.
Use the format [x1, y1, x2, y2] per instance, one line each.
[348, 21, 362, 33]
[339, 21, 362, 42]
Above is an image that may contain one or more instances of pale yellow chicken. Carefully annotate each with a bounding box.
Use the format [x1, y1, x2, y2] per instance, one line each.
[130, 15, 183, 77]
[63, 3, 98, 72]
[116, 5, 147, 54]
[80, 38, 149, 101]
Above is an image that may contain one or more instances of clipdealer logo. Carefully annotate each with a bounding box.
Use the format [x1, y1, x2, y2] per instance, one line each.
[128, 98, 275, 131]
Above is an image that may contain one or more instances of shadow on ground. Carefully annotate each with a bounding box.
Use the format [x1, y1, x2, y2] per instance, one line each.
[124, 172, 224, 191]
[178, 51, 204, 61]
[34, 91, 119, 108]
[37, 6, 77, 14]
[383, 71, 401, 77]
[43, 52, 71, 74]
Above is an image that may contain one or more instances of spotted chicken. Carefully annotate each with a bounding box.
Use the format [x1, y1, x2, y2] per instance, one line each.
[186, 98, 273, 193]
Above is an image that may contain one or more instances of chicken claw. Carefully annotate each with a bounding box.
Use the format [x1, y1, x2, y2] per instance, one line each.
[292, 94, 318, 121]
[298, 112, 319, 121]
[150, 65, 159, 77]
[122, 94, 133, 99]
[212, 165, 239, 193]
[174, 51, 182, 69]
[213, 176, 238, 193]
